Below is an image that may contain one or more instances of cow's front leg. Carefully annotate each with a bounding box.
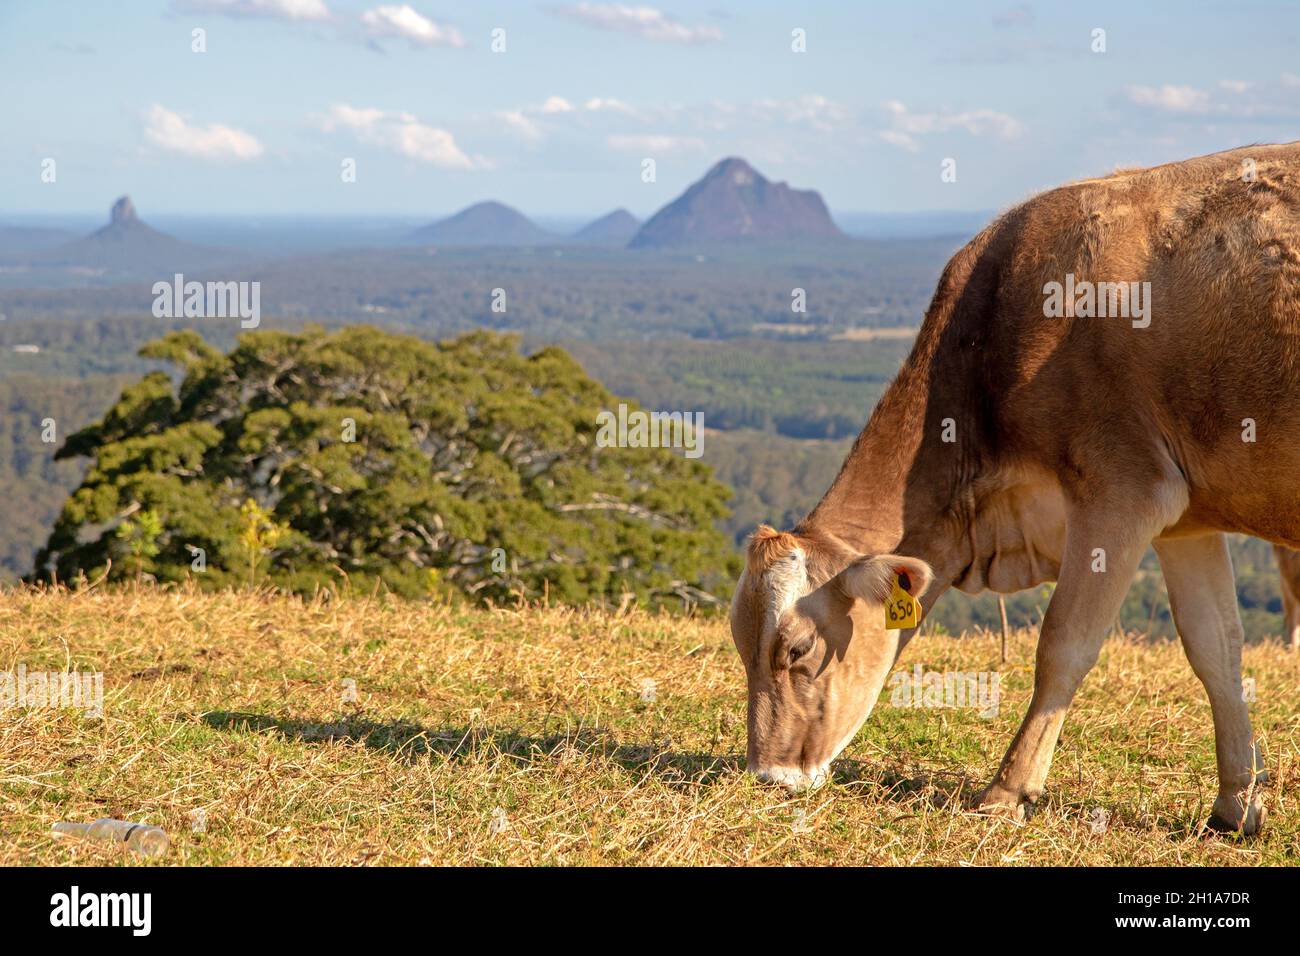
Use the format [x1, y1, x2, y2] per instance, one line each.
[973, 505, 1163, 819]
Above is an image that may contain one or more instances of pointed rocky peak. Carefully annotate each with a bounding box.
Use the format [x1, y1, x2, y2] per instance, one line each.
[630, 157, 843, 247]
[705, 157, 761, 187]
[110, 196, 137, 226]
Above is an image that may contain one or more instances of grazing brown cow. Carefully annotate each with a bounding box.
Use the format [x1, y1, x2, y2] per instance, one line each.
[1275, 544, 1300, 651]
[730, 143, 1300, 834]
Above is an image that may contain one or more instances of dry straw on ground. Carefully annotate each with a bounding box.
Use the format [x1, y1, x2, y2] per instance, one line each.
[1, 585, 1296, 865]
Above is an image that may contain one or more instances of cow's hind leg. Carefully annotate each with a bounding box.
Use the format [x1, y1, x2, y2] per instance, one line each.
[973, 497, 1175, 820]
[1276, 545, 1300, 651]
[1154, 534, 1266, 835]
[1284, 583, 1300, 652]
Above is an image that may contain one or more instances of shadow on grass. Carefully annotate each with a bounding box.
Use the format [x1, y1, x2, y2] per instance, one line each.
[200, 711, 986, 810]
[200, 710, 743, 790]
[204, 710, 1267, 840]
[832, 762, 975, 812]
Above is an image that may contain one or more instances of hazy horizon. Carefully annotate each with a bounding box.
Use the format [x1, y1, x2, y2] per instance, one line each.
[0, 206, 997, 253]
[0, 202, 998, 226]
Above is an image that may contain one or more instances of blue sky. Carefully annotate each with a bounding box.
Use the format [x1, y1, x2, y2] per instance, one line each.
[3, 0, 1300, 218]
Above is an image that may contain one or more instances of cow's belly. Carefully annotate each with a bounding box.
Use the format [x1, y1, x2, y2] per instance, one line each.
[1010, 343, 1300, 548]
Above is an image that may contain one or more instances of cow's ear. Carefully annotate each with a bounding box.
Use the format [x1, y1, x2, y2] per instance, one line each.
[837, 554, 933, 604]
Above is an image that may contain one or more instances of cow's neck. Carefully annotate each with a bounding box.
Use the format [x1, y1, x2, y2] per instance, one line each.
[802, 325, 986, 593]
[802, 225, 1066, 603]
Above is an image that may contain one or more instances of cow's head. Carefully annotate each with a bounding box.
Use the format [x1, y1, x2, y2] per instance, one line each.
[729, 525, 932, 790]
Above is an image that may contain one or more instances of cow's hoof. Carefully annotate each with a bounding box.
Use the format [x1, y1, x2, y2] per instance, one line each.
[970, 784, 1031, 822]
[1208, 793, 1266, 836]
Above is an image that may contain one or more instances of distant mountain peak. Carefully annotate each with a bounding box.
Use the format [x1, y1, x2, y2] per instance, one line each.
[630, 157, 843, 247]
[708, 157, 758, 185]
[109, 195, 137, 226]
[18, 195, 228, 275]
[409, 201, 553, 247]
[572, 208, 641, 245]
[463, 200, 513, 216]
[91, 195, 158, 243]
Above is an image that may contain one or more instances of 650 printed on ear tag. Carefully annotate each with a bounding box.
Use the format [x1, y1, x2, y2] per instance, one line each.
[885, 571, 919, 630]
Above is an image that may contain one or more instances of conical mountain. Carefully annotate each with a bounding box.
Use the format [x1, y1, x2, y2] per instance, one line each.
[409, 201, 554, 246]
[29, 196, 227, 274]
[571, 209, 640, 245]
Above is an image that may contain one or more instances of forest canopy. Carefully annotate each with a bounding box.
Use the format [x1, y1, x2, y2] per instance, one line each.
[30, 326, 739, 605]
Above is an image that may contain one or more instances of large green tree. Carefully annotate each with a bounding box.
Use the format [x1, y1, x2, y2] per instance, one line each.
[31, 326, 738, 605]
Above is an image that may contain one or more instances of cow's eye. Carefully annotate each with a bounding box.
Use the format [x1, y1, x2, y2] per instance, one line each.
[787, 637, 815, 663]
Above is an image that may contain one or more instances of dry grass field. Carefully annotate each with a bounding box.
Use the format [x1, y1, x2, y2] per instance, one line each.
[2, 585, 1297, 866]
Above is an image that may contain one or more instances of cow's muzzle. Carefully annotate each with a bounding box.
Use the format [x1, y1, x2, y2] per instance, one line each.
[751, 765, 829, 792]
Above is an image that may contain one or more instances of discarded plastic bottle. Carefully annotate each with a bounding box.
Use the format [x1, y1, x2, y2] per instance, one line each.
[52, 818, 170, 858]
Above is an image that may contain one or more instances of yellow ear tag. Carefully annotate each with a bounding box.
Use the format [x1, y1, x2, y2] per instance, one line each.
[884, 571, 919, 630]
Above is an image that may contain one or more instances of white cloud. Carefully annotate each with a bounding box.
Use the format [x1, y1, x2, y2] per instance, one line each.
[322, 104, 387, 131]
[499, 109, 543, 142]
[174, 0, 330, 20]
[359, 5, 466, 47]
[494, 98, 571, 141]
[494, 95, 631, 141]
[1106, 75, 1300, 132]
[485, 92, 852, 157]
[584, 97, 639, 116]
[878, 129, 919, 152]
[143, 105, 264, 161]
[1125, 84, 1210, 113]
[754, 95, 850, 133]
[881, 100, 1024, 146]
[606, 133, 704, 153]
[540, 96, 575, 114]
[393, 124, 473, 166]
[320, 104, 477, 168]
[548, 4, 722, 44]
